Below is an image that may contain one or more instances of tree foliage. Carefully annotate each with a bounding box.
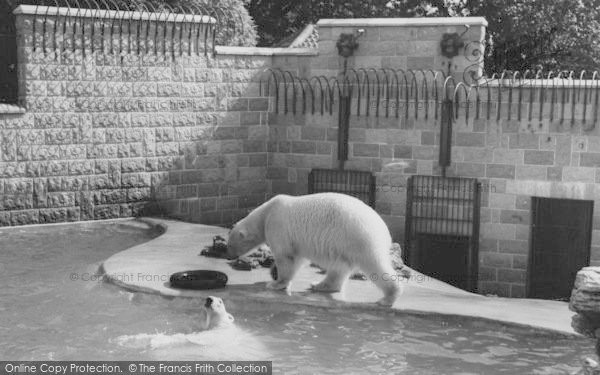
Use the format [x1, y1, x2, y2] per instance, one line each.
[141, 0, 258, 46]
[247, 0, 600, 73]
[247, 0, 433, 47]
[463, 0, 600, 73]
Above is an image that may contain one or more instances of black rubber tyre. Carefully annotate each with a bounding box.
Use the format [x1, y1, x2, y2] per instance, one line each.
[169, 270, 228, 290]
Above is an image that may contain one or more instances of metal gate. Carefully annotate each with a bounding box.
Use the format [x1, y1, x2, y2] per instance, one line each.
[308, 168, 375, 207]
[404, 175, 481, 292]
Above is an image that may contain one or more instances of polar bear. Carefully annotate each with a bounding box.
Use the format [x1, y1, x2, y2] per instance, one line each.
[226, 193, 401, 306]
[114, 296, 235, 350]
[200, 296, 235, 330]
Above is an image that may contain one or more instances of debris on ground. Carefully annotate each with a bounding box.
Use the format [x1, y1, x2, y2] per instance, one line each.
[199, 235, 229, 259]
[199, 236, 275, 272]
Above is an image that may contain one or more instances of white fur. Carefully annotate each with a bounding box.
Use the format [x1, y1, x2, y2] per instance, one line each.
[199, 296, 235, 330]
[113, 297, 265, 360]
[114, 328, 269, 360]
[227, 193, 402, 306]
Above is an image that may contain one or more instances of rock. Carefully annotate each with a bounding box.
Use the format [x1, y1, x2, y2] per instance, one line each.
[580, 358, 600, 375]
[350, 273, 367, 281]
[570, 267, 600, 336]
[570, 267, 600, 375]
[228, 257, 259, 271]
[572, 314, 598, 338]
[571, 268, 600, 313]
[351, 242, 409, 280]
[390, 242, 405, 270]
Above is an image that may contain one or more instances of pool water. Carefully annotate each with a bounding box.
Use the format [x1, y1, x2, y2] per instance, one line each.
[0, 220, 594, 374]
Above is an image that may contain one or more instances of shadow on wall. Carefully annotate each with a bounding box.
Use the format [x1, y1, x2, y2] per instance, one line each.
[131, 55, 274, 227]
[0, 6, 272, 227]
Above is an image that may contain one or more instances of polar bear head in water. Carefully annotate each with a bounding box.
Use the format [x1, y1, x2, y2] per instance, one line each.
[201, 296, 234, 330]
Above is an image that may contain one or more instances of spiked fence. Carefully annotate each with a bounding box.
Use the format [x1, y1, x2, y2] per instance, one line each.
[0, 0, 246, 103]
[7, 0, 245, 57]
[260, 68, 600, 128]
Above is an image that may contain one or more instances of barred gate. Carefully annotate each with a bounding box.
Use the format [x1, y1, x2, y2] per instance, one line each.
[404, 175, 481, 292]
[308, 168, 375, 208]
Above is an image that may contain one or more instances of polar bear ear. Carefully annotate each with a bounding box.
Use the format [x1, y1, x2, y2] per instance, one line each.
[227, 313, 234, 323]
[238, 229, 247, 239]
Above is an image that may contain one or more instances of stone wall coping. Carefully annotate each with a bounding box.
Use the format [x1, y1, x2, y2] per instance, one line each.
[482, 78, 600, 89]
[317, 17, 488, 27]
[0, 103, 26, 114]
[289, 24, 317, 48]
[215, 46, 319, 56]
[13, 4, 216, 24]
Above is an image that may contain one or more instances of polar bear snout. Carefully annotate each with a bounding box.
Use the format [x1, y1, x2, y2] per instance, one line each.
[226, 227, 259, 259]
[201, 296, 235, 329]
[204, 296, 226, 312]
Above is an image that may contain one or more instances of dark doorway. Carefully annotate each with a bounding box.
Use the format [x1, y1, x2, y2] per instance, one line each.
[415, 234, 472, 290]
[528, 197, 593, 300]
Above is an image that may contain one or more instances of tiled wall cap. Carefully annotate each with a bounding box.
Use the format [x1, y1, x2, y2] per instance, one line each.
[316, 17, 488, 27]
[13, 5, 216, 24]
[484, 78, 600, 88]
[215, 46, 319, 56]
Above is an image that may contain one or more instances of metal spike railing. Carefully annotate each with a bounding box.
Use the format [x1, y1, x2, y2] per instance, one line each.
[261, 68, 600, 129]
[260, 68, 447, 120]
[5, 0, 245, 59]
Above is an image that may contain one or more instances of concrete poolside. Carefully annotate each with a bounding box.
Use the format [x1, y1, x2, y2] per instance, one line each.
[101, 218, 577, 335]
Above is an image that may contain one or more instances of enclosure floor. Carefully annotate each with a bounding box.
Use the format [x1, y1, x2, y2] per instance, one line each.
[102, 218, 576, 335]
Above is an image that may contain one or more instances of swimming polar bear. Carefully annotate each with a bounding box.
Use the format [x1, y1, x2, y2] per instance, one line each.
[226, 193, 402, 306]
[200, 296, 235, 330]
[115, 296, 236, 351]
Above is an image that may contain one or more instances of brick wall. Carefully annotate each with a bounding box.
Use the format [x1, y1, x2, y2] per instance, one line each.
[267, 90, 600, 297]
[3, 8, 599, 298]
[265, 18, 600, 297]
[311, 18, 486, 80]
[0, 6, 275, 226]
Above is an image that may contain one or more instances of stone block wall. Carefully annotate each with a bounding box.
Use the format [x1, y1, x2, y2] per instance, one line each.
[263, 17, 600, 297]
[311, 18, 486, 80]
[0, 6, 275, 226]
[267, 90, 600, 297]
[3, 7, 599, 298]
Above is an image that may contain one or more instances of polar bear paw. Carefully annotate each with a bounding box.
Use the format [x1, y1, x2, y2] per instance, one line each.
[310, 281, 341, 293]
[266, 280, 290, 292]
[376, 288, 400, 307]
[376, 297, 396, 307]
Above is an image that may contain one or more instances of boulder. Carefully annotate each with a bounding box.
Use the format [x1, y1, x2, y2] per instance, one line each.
[570, 267, 600, 373]
[571, 267, 600, 315]
[351, 242, 411, 280]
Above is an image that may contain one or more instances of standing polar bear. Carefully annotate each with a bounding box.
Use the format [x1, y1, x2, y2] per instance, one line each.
[226, 193, 401, 306]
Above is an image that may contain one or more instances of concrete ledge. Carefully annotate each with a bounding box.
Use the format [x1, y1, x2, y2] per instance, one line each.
[0, 103, 26, 115]
[317, 17, 488, 27]
[215, 46, 319, 56]
[101, 217, 577, 336]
